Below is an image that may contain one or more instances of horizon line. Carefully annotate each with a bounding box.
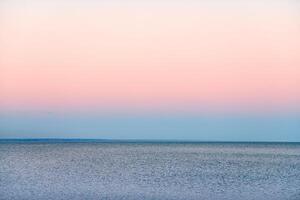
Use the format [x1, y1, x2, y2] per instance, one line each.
[0, 138, 299, 144]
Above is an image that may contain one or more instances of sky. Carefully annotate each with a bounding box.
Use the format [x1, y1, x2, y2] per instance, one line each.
[0, 0, 300, 141]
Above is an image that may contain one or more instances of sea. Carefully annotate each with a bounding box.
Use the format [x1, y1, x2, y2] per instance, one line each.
[0, 140, 300, 200]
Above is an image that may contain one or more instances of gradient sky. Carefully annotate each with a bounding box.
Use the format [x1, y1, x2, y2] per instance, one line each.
[0, 0, 300, 141]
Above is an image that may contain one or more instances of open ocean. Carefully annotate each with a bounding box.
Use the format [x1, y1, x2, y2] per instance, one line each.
[0, 140, 300, 200]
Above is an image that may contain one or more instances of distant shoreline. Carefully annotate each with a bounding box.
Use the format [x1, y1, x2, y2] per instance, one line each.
[0, 138, 299, 144]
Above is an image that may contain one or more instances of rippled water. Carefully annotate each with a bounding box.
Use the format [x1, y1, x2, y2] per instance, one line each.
[1, 141, 300, 200]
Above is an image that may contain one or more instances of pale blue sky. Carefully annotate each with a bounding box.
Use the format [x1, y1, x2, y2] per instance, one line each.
[1, 111, 299, 141]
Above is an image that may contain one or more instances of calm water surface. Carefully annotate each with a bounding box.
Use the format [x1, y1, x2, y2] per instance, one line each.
[1, 141, 300, 200]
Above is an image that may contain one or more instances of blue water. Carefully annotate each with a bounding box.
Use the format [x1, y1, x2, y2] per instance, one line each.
[1, 140, 300, 200]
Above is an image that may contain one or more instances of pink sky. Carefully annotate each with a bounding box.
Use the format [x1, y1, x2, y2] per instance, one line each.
[1, 0, 300, 113]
